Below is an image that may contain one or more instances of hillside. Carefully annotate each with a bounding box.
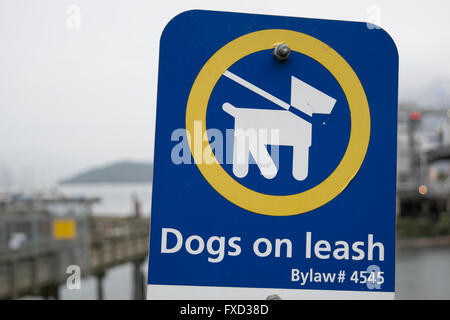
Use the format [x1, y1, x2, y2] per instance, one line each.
[59, 161, 153, 184]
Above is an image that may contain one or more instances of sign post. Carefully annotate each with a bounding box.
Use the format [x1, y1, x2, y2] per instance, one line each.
[147, 10, 398, 299]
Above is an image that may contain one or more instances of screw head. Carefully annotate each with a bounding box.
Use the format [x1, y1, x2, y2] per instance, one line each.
[273, 43, 291, 61]
[266, 294, 281, 300]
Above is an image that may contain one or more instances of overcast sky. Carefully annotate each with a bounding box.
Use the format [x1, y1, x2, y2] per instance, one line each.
[1, 0, 450, 189]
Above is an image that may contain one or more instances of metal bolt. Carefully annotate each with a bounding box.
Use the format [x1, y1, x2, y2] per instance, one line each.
[266, 294, 281, 300]
[273, 43, 291, 61]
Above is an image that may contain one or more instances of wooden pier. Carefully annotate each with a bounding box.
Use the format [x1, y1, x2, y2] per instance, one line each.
[0, 216, 150, 300]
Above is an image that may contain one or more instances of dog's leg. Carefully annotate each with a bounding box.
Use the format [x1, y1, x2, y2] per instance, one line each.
[249, 142, 277, 179]
[292, 144, 309, 181]
[232, 131, 250, 178]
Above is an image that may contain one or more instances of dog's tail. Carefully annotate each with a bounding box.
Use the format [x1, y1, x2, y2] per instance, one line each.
[222, 102, 238, 118]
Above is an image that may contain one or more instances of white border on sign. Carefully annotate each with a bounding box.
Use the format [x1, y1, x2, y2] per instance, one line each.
[147, 284, 395, 300]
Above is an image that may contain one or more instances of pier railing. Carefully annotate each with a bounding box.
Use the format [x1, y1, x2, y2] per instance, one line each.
[0, 216, 150, 300]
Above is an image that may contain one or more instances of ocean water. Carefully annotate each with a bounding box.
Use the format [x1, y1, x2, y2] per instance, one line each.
[58, 183, 153, 217]
[396, 246, 450, 299]
[55, 183, 449, 300]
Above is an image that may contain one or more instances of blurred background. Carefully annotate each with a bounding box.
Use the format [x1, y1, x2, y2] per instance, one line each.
[0, 0, 449, 300]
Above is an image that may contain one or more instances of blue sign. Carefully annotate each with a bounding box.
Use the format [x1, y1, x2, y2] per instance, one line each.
[147, 10, 398, 299]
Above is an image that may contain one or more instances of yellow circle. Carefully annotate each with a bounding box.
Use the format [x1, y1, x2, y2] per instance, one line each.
[186, 29, 370, 216]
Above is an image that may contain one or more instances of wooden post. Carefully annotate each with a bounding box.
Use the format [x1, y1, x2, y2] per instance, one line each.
[42, 284, 59, 300]
[133, 194, 141, 218]
[31, 256, 38, 294]
[97, 272, 105, 300]
[132, 260, 144, 300]
[49, 285, 59, 300]
[9, 260, 16, 299]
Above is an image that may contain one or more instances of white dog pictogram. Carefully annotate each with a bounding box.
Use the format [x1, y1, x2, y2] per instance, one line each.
[222, 71, 336, 181]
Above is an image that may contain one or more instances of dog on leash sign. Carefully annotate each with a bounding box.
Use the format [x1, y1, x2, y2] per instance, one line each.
[147, 10, 398, 299]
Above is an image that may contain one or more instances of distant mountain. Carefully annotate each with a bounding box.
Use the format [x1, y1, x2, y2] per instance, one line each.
[59, 161, 153, 184]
